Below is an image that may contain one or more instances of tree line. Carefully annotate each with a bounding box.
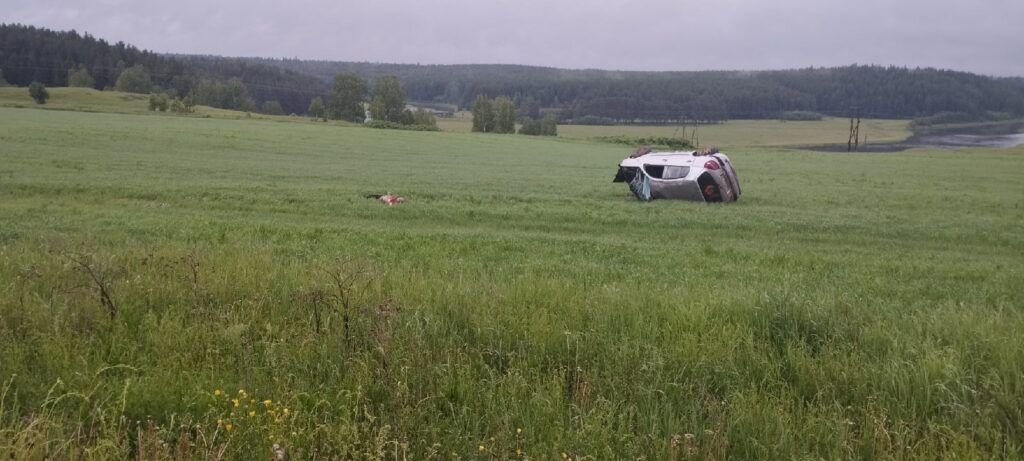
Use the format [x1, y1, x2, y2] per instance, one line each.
[250, 58, 1024, 122]
[5, 23, 1024, 122]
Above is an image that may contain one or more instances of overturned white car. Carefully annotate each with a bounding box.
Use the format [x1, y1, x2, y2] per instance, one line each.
[613, 148, 741, 202]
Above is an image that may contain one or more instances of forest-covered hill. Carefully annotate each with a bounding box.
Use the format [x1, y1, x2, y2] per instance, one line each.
[4, 23, 1023, 120]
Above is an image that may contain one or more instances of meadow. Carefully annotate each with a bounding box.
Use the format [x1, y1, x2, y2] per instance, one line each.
[436, 112, 910, 148]
[0, 96, 1022, 460]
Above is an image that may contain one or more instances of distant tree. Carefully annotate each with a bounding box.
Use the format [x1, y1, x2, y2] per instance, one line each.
[471, 95, 495, 132]
[328, 73, 368, 122]
[493, 96, 517, 133]
[67, 65, 95, 88]
[308, 96, 326, 121]
[114, 64, 153, 94]
[518, 117, 542, 135]
[261, 100, 284, 115]
[148, 92, 169, 111]
[192, 78, 255, 112]
[399, 108, 416, 125]
[540, 113, 558, 136]
[516, 95, 541, 119]
[369, 76, 407, 123]
[413, 107, 438, 128]
[28, 81, 49, 104]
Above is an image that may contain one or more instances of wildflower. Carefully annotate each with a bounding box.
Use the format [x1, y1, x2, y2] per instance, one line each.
[283, 408, 289, 415]
[263, 399, 272, 406]
[516, 427, 522, 434]
[225, 423, 233, 432]
[478, 445, 485, 452]
[232, 399, 239, 407]
[516, 448, 522, 456]
[291, 431, 297, 437]
[214, 389, 222, 396]
[238, 389, 246, 396]
[248, 410, 256, 417]
[216, 419, 223, 426]
[684, 433, 695, 440]
[562, 453, 568, 459]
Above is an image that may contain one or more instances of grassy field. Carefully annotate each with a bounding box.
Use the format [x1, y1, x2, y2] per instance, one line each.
[0, 87, 337, 123]
[437, 114, 911, 148]
[1, 105, 1022, 460]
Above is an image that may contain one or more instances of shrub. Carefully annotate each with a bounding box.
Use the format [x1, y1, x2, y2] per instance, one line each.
[365, 120, 440, 131]
[28, 81, 49, 104]
[596, 135, 693, 150]
[779, 111, 823, 121]
[573, 115, 617, 125]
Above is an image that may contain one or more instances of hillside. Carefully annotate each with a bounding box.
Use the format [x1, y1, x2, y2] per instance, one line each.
[244, 58, 1024, 120]
[4, 23, 1024, 120]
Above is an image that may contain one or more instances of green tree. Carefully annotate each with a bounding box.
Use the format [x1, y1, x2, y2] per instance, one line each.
[516, 95, 541, 119]
[28, 81, 49, 104]
[193, 78, 255, 111]
[471, 95, 495, 132]
[369, 76, 407, 123]
[148, 92, 169, 111]
[67, 65, 95, 88]
[308, 96, 326, 121]
[115, 64, 153, 94]
[493, 96, 517, 133]
[541, 113, 558, 136]
[518, 117, 541, 135]
[261, 100, 284, 115]
[413, 107, 438, 128]
[328, 73, 368, 122]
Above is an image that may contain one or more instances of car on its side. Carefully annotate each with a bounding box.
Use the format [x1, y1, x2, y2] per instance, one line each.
[613, 148, 741, 202]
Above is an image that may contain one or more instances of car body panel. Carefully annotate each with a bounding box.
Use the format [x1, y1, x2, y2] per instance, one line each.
[613, 150, 741, 202]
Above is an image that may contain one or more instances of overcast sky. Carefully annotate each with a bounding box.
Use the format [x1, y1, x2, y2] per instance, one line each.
[5, 0, 1023, 76]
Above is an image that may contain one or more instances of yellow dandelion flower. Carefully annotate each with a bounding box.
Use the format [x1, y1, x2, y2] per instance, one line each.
[263, 399, 272, 406]
[216, 419, 223, 426]
[225, 423, 233, 432]
[517, 448, 522, 456]
[516, 427, 522, 434]
[232, 399, 239, 407]
[478, 444, 485, 452]
[562, 453, 568, 459]
[291, 431, 297, 437]
[238, 389, 245, 395]
[248, 410, 256, 417]
[214, 389, 222, 396]
[283, 408, 289, 415]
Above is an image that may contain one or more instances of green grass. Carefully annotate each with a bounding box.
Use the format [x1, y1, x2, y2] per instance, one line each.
[0, 86, 335, 123]
[1, 106, 1022, 460]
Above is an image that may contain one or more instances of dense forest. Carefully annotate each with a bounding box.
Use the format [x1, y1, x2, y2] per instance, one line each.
[0, 24, 324, 114]
[248, 58, 1024, 121]
[3, 23, 1024, 121]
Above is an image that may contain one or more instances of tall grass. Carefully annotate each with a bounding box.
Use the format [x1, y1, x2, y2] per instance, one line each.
[0, 107, 1022, 459]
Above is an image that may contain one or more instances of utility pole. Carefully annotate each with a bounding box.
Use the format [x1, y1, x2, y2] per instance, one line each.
[847, 106, 861, 152]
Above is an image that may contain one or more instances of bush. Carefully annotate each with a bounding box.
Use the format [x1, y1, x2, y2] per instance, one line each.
[910, 111, 978, 128]
[28, 81, 49, 104]
[148, 93, 169, 112]
[365, 120, 440, 131]
[573, 115, 617, 125]
[596, 135, 693, 150]
[261, 100, 284, 116]
[779, 111, 823, 121]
